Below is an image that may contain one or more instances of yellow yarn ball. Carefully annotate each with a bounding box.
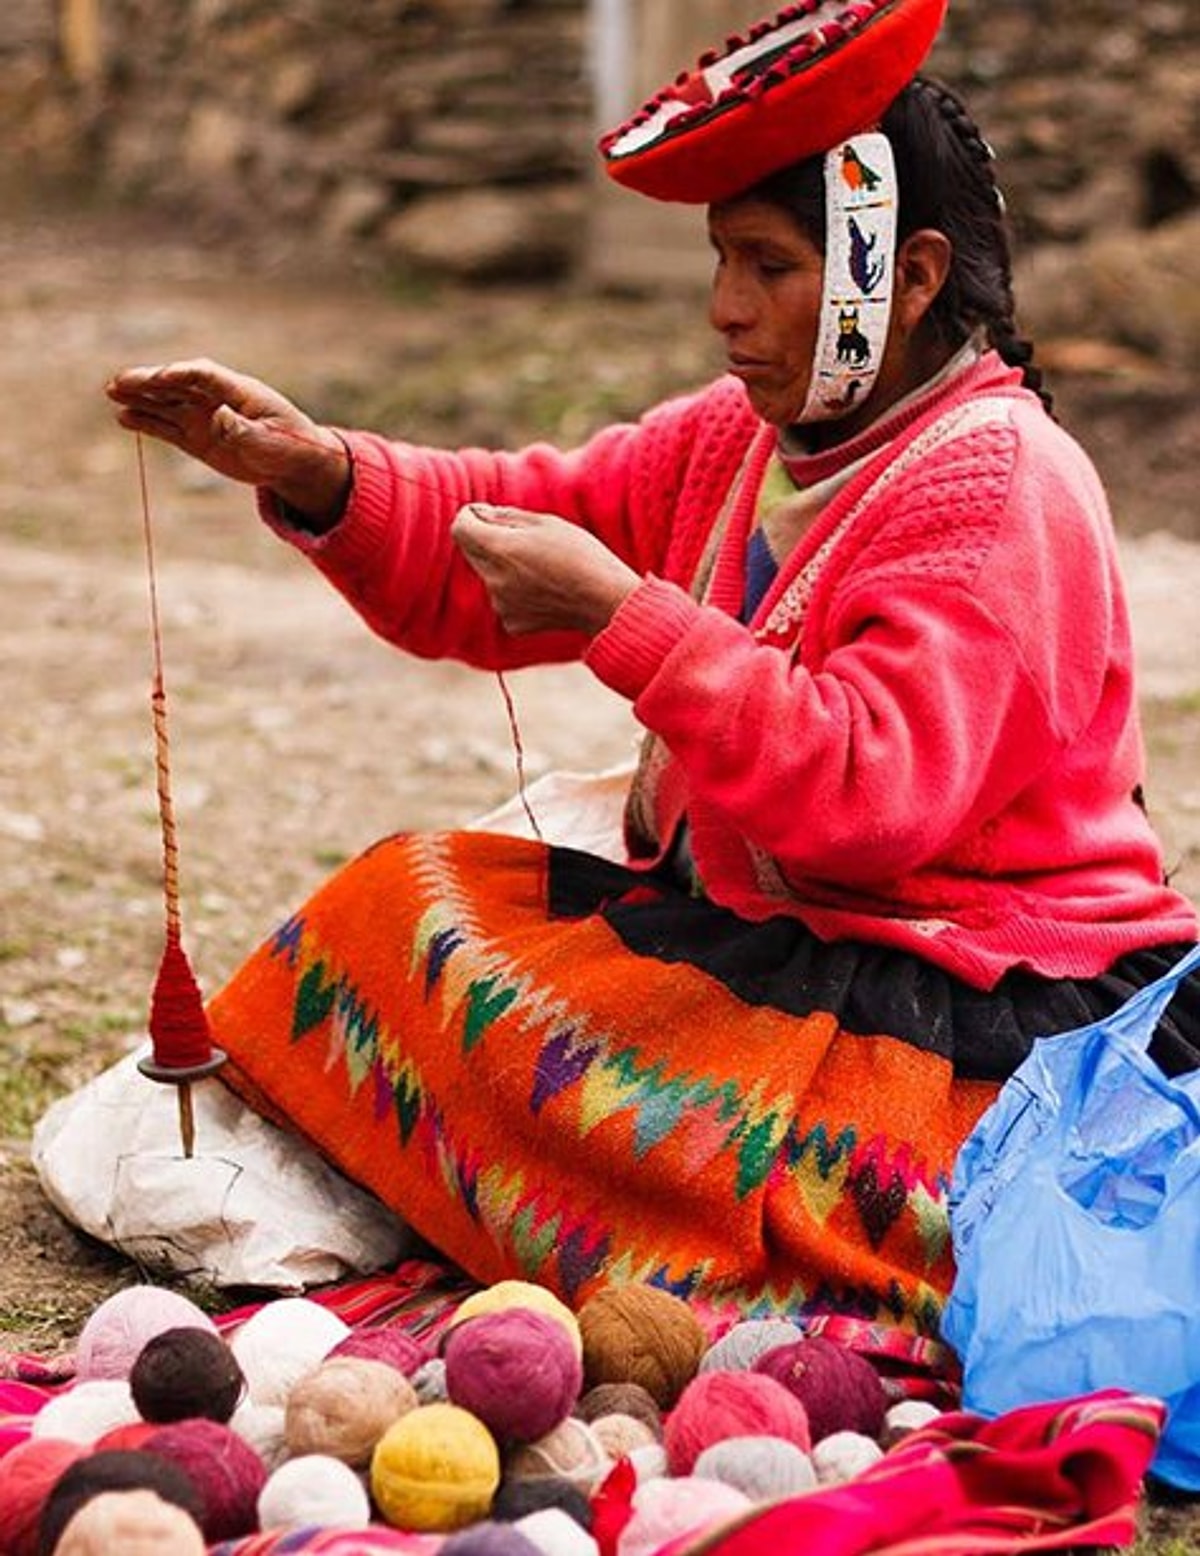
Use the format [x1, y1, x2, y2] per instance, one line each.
[447, 1281, 582, 1358]
[370, 1402, 500, 1532]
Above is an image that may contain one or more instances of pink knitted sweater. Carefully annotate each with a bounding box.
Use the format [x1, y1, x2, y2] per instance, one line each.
[265, 353, 1197, 989]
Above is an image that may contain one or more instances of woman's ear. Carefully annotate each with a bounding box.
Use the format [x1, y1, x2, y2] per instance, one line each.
[893, 228, 952, 334]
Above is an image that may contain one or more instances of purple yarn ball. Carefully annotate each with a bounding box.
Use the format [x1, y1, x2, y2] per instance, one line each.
[444, 1308, 583, 1444]
[752, 1336, 887, 1444]
[440, 1522, 542, 1556]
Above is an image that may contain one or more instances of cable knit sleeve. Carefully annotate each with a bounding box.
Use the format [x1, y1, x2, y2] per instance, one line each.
[586, 407, 1120, 888]
[258, 382, 738, 673]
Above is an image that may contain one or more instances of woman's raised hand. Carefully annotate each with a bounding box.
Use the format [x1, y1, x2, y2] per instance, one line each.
[105, 358, 351, 529]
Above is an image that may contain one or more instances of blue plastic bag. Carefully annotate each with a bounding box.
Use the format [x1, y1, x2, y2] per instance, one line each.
[941, 942, 1200, 1489]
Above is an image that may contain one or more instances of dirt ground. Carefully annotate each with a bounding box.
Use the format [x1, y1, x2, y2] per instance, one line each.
[1, 203, 1199, 1537]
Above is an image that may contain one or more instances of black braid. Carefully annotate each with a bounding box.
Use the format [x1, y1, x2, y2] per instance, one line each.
[743, 76, 1054, 415]
[883, 77, 1053, 415]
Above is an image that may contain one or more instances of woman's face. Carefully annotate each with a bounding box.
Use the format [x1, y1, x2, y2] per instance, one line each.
[707, 197, 825, 428]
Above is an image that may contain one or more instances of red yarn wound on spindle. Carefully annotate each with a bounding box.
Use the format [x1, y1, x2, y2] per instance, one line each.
[149, 929, 215, 1070]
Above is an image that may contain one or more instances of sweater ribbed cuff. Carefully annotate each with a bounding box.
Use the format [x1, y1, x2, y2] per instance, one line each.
[584, 575, 702, 702]
[258, 431, 398, 567]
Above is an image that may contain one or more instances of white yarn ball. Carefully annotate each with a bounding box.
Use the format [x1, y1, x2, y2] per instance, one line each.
[627, 1442, 669, 1483]
[517, 1506, 600, 1556]
[698, 1319, 805, 1374]
[881, 1399, 943, 1447]
[230, 1298, 350, 1406]
[256, 1454, 372, 1530]
[619, 1476, 750, 1556]
[812, 1429, 884, 1485]
[229, 1400, 289, 1472]
[693, 1434, 817, 1500]
[31, 1379, 140, 1443]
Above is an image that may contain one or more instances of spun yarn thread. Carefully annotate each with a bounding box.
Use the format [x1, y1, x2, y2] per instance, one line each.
[50, 1490, 206, 1556]
[698, 1319, 805, 1374]
[34, 1448, 204, 1556]
[752, 1336, 887, 1445]
[447, 1282, 582, 1358]
[881, 1399, 942, 1447]
[229, 1297, 350, 1407]
[285, 1355, 418, 1468]
[693, 1435, 817, 1500]
[445, 1309, 582, 1444]
[0, 1438, 86, 1556]
[74, 1287, 218, 1383]
[575, 1384, 662, 1440]
[141, 1417, 267, 1541]
[30, 1380, 140, 1444]
[413, 1357, 449, 1404]
[663, 1371, 811, 1475]
[256, 1454, 372, 1530]
[130, 1326, 245, 1424]
[370, 1401, 501, 1533]
[578, 1287, 706, 1411]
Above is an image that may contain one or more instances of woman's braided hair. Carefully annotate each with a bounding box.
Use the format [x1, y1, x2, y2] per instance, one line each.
[747, 74, 1053, 414]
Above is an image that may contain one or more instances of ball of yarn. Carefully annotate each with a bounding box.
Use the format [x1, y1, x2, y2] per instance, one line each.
[577, 1286, 705, 1411]
[0, 1438, 86, 1556]
[812, 1429, 885, 1485]
[698, 1319, 804, 1375]
[693, 1435, 817, 1500]
[229, 1297, 349, 1407]
[505, 1416, 611, 1494]
[74, 1287, 219, 1383]
[141, 1417, 266, 1541]
[130, 1326, 245, 1425]
[229, 1401, 288, 1472]
[515, 1507, 600, 1556]
[492, 1474, 592, 1529]
[328, 1325, 426, 1377]
[34, 1448, 204, 1556]
[445, 1309, 582, 1444]
[413, 1357, 449, 1404]
[50, 1490, 206, 1556]
[618, 1475, 750, 1556]
[663, 1372, 811, 1475]
[881, 1399, 942, 1448]
[627, 1443, 669, 1484]
[589, 1413, 658, 1461]
[575, 1383, 662, 1440]
[256, 1454, 372, 1530]
[285, 1355, 417, 1468]
[752, 1336, 887, 1445]
[448, 1282, 582, 1357]
[370, 1401, 501, 1532]
[440, 1522, 542, 1556]
[30, 1380, 140, 1444]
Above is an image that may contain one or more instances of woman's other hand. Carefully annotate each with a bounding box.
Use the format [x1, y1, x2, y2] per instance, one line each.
[105, 358, 350, 530]
[451, 503, 640, 637]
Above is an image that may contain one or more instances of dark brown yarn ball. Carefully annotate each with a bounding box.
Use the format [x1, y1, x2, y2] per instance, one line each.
[34, 1449, 204, 1556]
[752, 1335, 888, 1444]
[129, 1326, 245, 1425]
[575, 1381, 664, 1440]
[577, 1286, 706, 1411]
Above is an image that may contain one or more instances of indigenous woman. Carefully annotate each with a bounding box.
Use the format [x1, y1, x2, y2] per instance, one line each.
[107, 0, 1200, 1341]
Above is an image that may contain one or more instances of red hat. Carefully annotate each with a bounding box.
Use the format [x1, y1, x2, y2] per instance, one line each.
[599, 0, 947, 205]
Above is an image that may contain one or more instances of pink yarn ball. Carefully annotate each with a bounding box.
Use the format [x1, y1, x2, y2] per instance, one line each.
[328, 1326, 427, 1377]
[620, 1475, 751, 1556]
[141, 1417, 266, 1540]
[444, 1308, 583, 1443]
[0, 1437, 87, 1556]
[752, 1336, 887, 1444]
[93, 1422, 162, 1454]
[663, 1371, 811, 1475]
[75, 1287, 219, 1382]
